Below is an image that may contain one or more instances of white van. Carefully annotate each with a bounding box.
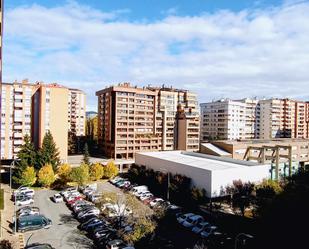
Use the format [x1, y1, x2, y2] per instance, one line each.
[130, 186, 148, 195]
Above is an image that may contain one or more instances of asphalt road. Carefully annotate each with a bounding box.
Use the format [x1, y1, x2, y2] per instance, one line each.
[23, 189, 93, 249]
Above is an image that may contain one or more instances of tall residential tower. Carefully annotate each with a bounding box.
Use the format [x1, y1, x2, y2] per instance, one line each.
[96, 83, 199, 160]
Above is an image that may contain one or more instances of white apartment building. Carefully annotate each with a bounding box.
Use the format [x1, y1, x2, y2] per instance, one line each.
[68, 89, 86, 136]
[200, 99, 247, 140]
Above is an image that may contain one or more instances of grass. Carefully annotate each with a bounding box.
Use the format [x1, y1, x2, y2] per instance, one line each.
[0, 188, 4, 210]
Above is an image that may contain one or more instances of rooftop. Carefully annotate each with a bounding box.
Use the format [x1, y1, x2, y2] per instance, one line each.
[137, 151, 264, 172]
[214, 138, 309, 145]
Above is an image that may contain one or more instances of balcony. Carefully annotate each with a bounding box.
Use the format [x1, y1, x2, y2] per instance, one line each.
[13, 133, 23, 138]
[13, 139, 23, 145]
[14, 125, 23, 130]
[14, 102, 23, 108]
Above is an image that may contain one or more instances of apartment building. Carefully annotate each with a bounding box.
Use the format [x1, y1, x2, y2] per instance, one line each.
[239, 98, 260, 139]
[68, 88, 86, 136]
[259, 99, 309, 139]
[1, 80, 84, 162]
[96, 83, 199, 160]
[200, 99, 247, 140]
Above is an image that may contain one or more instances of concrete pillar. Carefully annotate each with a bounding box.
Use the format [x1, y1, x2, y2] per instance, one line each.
[119, 164, 123, 173]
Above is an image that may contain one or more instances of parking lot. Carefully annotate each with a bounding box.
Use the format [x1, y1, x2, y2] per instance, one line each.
[23, 181, 127, 249]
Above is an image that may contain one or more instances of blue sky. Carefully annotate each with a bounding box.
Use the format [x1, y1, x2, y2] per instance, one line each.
[3, 0, 309, 111]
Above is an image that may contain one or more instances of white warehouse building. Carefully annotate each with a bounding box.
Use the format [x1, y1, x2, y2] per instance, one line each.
[135, 151, 271, 198]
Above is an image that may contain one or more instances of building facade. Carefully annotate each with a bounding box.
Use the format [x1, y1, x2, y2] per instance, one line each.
[96, 83, 199, 160]
[201, 98, 309, 141]
[68, 88, 86, 137]
[200, 99, 247, 140]
[1, 80, 85, 162]
[0, 0, 4, 161]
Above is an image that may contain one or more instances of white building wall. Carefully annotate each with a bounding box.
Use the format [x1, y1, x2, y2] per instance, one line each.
[135, 152, 270, 198]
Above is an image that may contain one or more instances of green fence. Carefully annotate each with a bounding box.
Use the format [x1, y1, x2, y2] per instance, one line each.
[0, 188, 4, 210]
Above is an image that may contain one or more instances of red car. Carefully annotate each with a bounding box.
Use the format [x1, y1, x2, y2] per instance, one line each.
[67, 196, 83, 206]
[143, 196, 155, 205]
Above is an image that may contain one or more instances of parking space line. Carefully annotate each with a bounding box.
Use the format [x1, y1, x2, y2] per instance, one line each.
[19, 234, 25, 249]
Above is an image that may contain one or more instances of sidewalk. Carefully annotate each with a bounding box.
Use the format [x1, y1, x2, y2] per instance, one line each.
[1, 184, 24, 248]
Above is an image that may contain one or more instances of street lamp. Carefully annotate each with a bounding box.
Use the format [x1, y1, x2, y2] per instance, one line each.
[234, 233, 254, 249]
[160, 168, 170, 201]
[13, 185, 26, 234]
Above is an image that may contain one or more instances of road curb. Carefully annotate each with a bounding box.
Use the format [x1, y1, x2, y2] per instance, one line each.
[19, 234, 25, 249]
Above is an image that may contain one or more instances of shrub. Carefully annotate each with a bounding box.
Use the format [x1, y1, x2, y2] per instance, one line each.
[70, 163, 89, 186]
[103, 161, 119, 179]
[37, 164, 56, 187]
[18, 166, 37, 186]
[90, 163, 104, 181]
[57, 163, 72, 183]
[0, 240, 13, 249]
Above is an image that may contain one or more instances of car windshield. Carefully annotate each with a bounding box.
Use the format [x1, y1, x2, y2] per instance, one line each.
[196, 223, 203, 229]
[187, 217, 194, 223]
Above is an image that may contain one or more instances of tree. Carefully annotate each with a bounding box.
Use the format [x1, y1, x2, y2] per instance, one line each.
[14, 134, 37, 182]
[37, 164, 56, 188]
[38, 131, 60, 171]
[103, 160, 119, 179]
[57, 163, 72, 184]
[90, 163, 104, 181]
[257, 168, 309, 249]
[123, 217, 156, 244]
[82, 143, 90, 165]
[225, 180, 255, 216]
[14, 166, 37, 186]
[68, 131, 77, 155]
[0, 240, 13, 249]
[70, 163, 89, 186]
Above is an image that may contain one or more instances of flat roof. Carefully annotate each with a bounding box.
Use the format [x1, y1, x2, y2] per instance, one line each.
[201, 143, 231, 156]
[213, 138, 309, 145]
[137, 151, 264, 171]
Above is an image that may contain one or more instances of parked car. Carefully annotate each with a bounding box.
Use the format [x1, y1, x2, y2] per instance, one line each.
[117, 181, 131, 189]
[207, 232, 233, 249]
[177, 213, 195, 225]
[182, 215, 204, 229]
[52, 193, 63, 203]
[142, 196, 155, 205]
[77, 208, 100, 219]
[16, 197, 34, 206]
[79, 214, 99, 224]
[80, 218, 102, 230]
[90, 193, 102, 203]
[106, 239, 128, 249]
[130, 186, 148, 195]
[192, 221, 210, 234]
[139, 193, 154, 201]
[60, 187, 77, 196]
[135, 190, 151, 198]
[109, 177, 123, 185]
[25, 243, 55, 249]
[79, 217, 100, 230]
[17, 206, 40, 218]
[200, 226, 218, 239]
[149, 198, 164, 208]
[17, 215, 52, 233]
[67, 196, 83, 205]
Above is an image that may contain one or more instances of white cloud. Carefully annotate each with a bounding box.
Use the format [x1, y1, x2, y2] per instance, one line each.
[3, 1, 309, 111]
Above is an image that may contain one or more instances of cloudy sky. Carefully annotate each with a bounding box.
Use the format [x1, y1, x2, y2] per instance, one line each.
[3, 0, 309, 111]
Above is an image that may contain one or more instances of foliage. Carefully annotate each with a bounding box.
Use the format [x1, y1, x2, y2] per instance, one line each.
[68, 131, 77, 155]
[103, 160, 119, 179]
[123, 217, 156, 244]
[127, 165, 203, 209]
[224, 180, 255, 216]
[37, 164, 56, 187]
[257, 168, 309, 249]
[82, 143, 90, 165]
[14, 134, 37, 181]
[70, 163, 89, 186]
[15, 166, 37, 186]
[98, 192, 155, 244]
[0, 240, 13, 249]
[90, 163, 104, 181]
[38, 131, 60, 171]
[57, 163, 72, 184]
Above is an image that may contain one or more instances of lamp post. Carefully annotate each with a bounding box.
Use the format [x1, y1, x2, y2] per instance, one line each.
[160, 168, 170, 201]
[234, 233, 254, 249]
[10, 158, 16, 190]
[14, 185, 26, 234]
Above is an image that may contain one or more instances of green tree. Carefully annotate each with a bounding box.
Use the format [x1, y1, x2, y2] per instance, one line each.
[103, 160, 119, 179]
[13, 135, 37, 182]
[70, 163, 89, 186]
[38, 131, 60, 171]
[90, 163, 104, 181]
[37, 164, 56, 187]
[82, 143, 90, 165]
[14, 166, 37, 186]
[57, 163, 72, 184]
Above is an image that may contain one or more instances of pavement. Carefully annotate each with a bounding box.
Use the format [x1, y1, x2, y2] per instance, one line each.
[0, 184, 23, 249]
